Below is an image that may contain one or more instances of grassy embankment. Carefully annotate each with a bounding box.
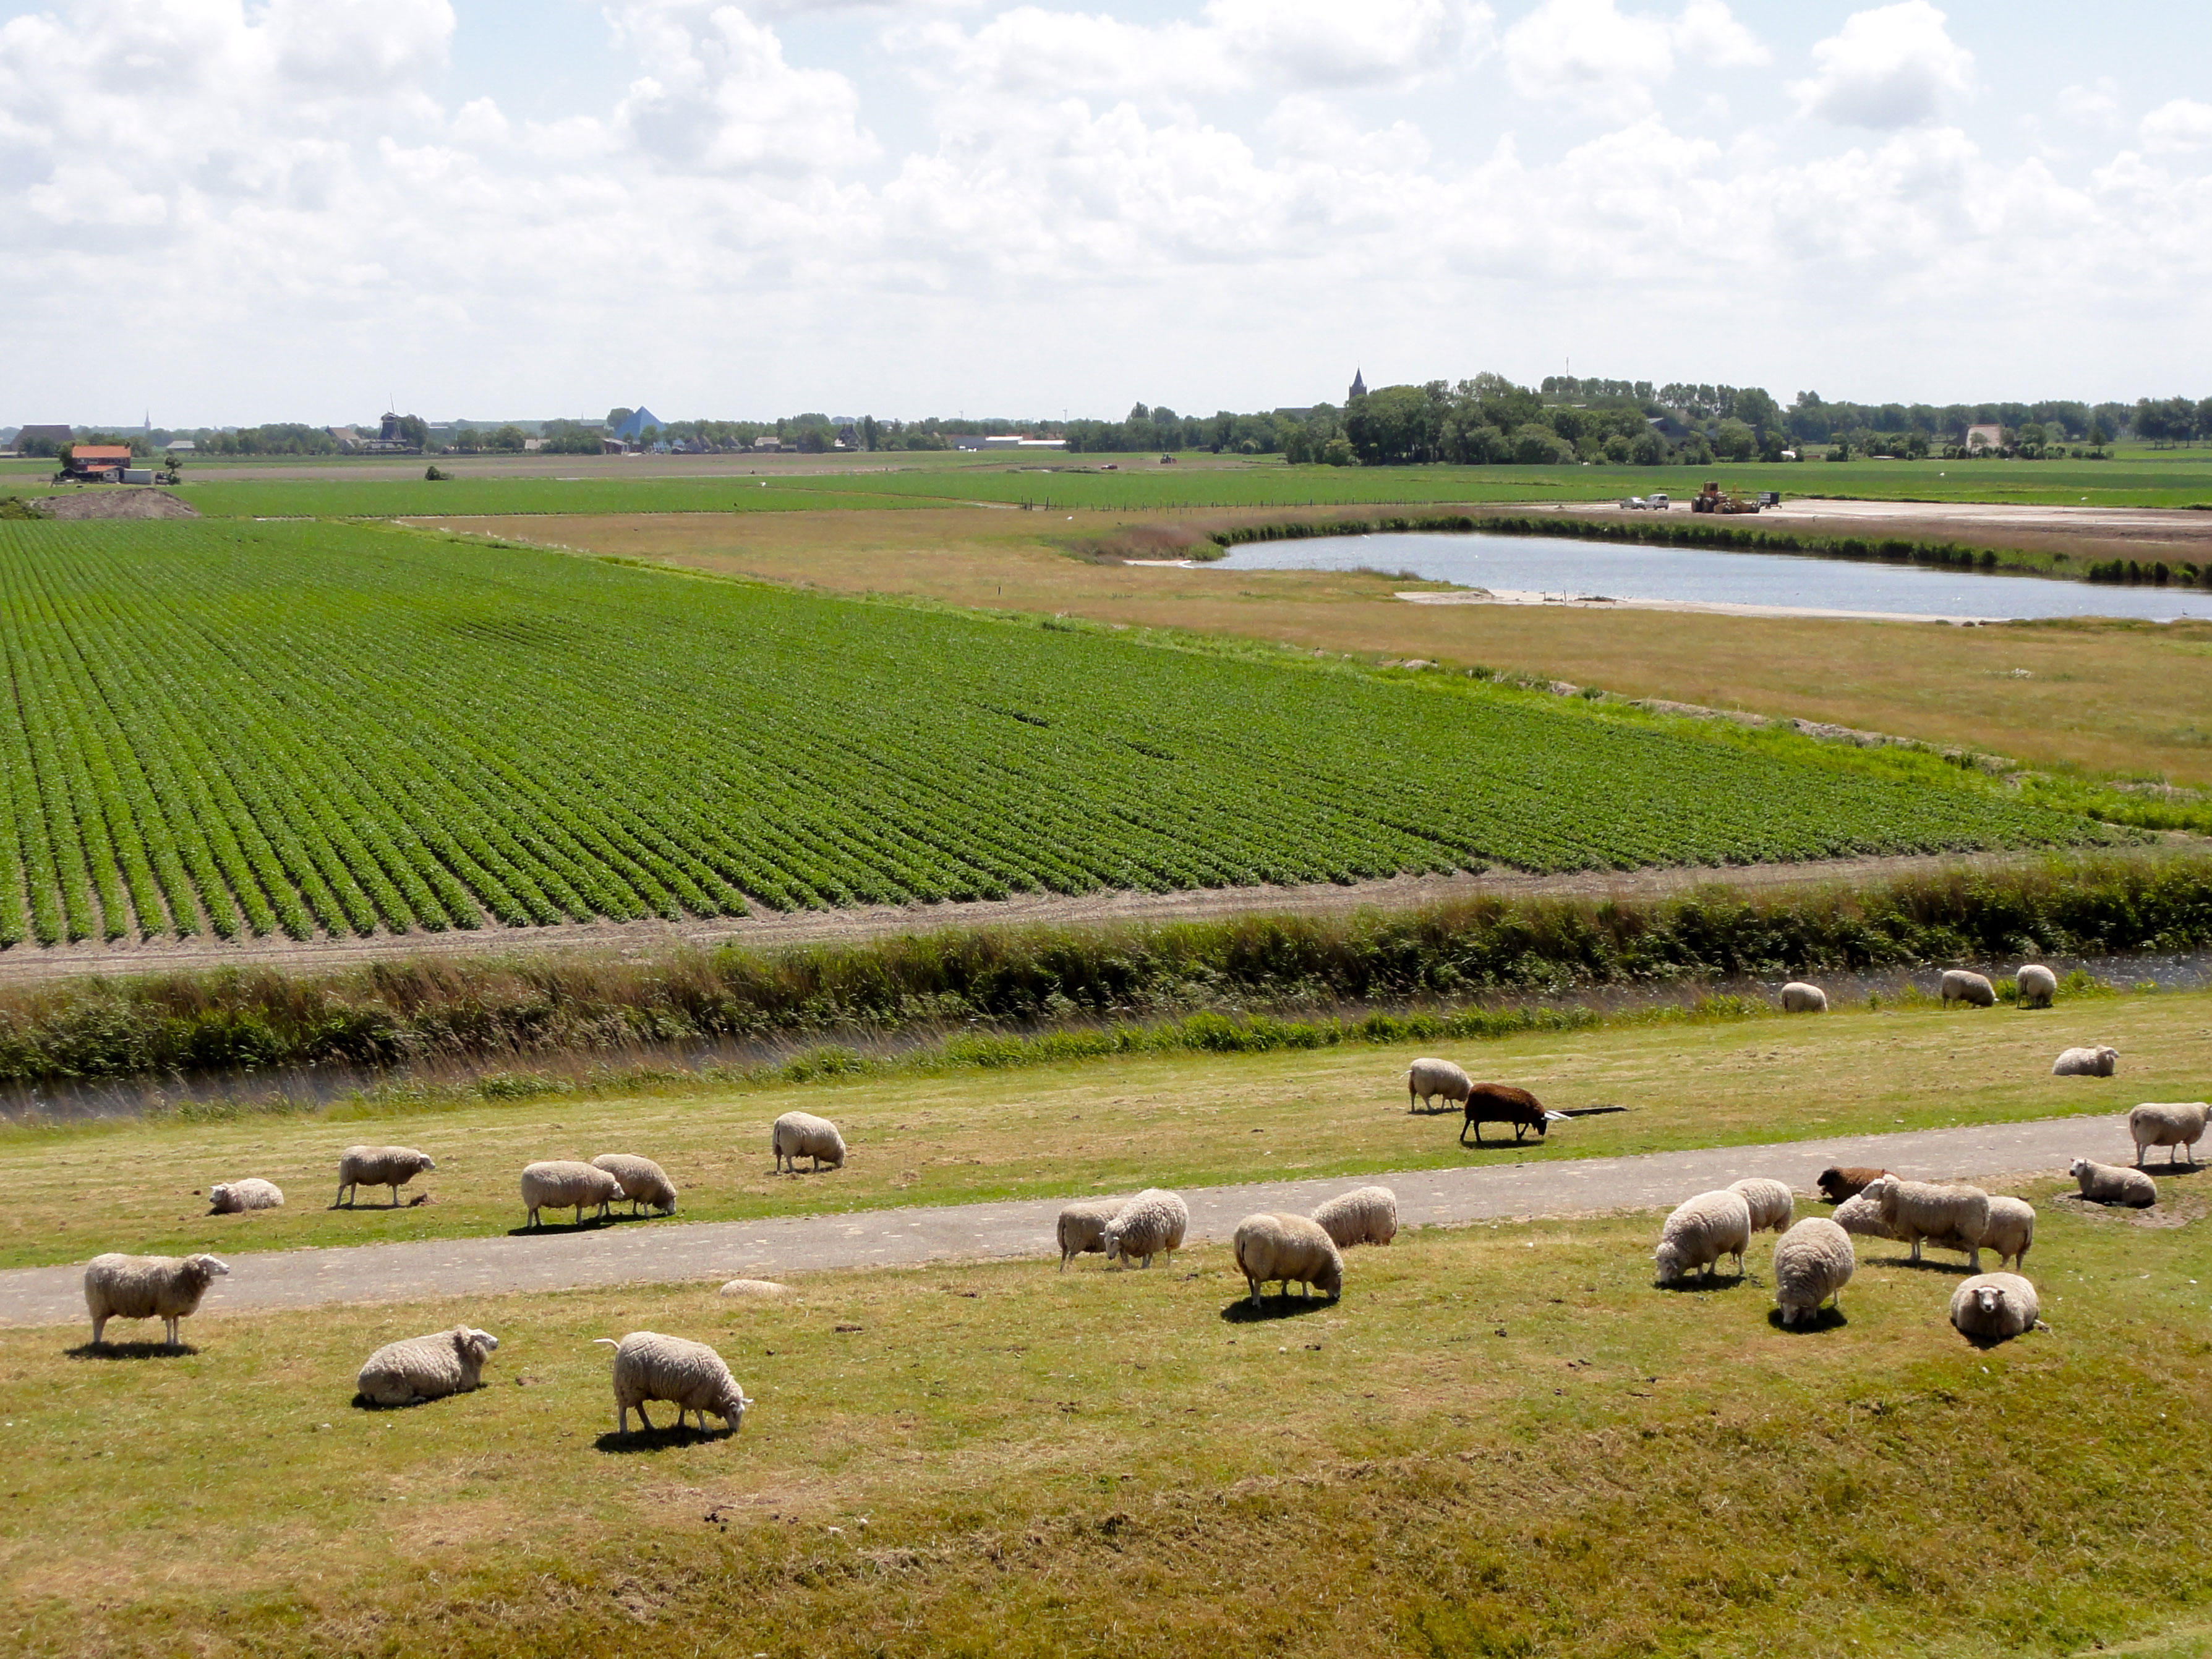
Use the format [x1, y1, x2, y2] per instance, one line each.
[499, 504, 2212, 790]
[0, 983, 2185, 1271]
[4, 1167, 2208, 1657]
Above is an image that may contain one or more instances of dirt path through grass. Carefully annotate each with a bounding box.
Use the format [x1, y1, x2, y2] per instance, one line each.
[0, 1109, 2139, 1330]
[0, 848, 2097, 983]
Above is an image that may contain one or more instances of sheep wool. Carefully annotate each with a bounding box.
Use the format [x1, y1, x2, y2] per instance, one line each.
[519, 1161, 620, 1229]
[1940, 970, 1997, 1008]
[2052, 1045, 2119, 1078]
[772, 1111, 847, 1173]
[1772, 1218, 1855, 1327]
[1310, 1186, 1398, 1248]
[83, 1253, 229, 1348]
[1980, 1196, 2035, 1270]
[1654, 1190, 1753, 1285]
[591, 1153, 678, 1215]
[208, 1178, 284, 1214]
[1405, 1057, 1474, 1113]
[357, 1327, 499, 1405]
[1728, 1177, 1795, 1234]
[336, 1146, 435, 1208]
[1056, 1198, 1123, 1270]
[1103, 1188, 1188, 1269]
[1779, 982, 1828, 1013]
[1232, 1213, 1344, 1307]
[2070, 1158, 2156, 1208]
[1861, 1176, 1990, 1271]
[2127, 1102, 2211, 1167]
[599, 1331, 753, 1435]
[2017, 964, 2058, 1009]
[1816, 1166, 1887, 1204]
[1949, 1273, 2045, 1341]
[1830, 1193, 1898, 1240]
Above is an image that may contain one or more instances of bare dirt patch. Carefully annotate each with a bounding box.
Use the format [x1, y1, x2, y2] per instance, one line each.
[30, 487, 199, 521]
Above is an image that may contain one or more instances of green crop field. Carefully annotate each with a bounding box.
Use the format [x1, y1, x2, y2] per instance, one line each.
[0, 519, 2108, 947]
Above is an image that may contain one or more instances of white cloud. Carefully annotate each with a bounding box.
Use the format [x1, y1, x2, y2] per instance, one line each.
[1502, 0, 1762, 122]
[2057, 76, 2123, 132]
[1790, 2, 1974, 130]
[610, 1, 876, 173]
[2140, 98, 2212, 156]
[0, 0, 2203, 422]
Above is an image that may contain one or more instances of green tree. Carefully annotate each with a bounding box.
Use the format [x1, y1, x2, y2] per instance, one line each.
[1714, 419, 1756, 461]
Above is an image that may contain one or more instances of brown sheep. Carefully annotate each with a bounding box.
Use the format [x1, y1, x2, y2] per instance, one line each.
[1816, 1166, 1887, 1203]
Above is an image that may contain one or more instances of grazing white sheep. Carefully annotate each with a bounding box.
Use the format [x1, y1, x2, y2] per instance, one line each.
[1310, 1186, 1398, 1248]
[1405, 1057, 1474, 1114]
[1980, 1197, 2036, 1270]
[717, 1279, 793, 1300]
[1056, 1198, 1122, 1271]
[591, 1153, 678, 1215]
[356, 1327, 499, 1405]
[1232, 1213, 1345, 1307]
[1949, 1273, 2046, 1341]
[1654, 1190, 1753, 1286]
[1940, 970, 1997, 1009]
[2052, 1045, 2119, 1078]
[1860, 1175, 1990, 1270]
[771, 1111, 846, 1173]
[1780, 982, 1828, 1013]
[1772, 1218, 1855, 1327]
[83, 1253, 229, 1349]
[335, 1146, 435, 1208]
[2127, 1102, 2211, 1167]
[2017, 965, 2058, 1009]
[1830, 1192, 1898, 1240]
[519, 1161, 620, 1229]
[208, 1179, 283, 1214]
[1103, 1188, 1188, 1269]
[2070, 1158, 2156, 1208]
[1728, 1177, 1795, 1234]
[597, 1332, 753, 1435]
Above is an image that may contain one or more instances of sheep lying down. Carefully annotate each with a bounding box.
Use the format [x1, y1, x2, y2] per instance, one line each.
[357, 1328, 500, 1405]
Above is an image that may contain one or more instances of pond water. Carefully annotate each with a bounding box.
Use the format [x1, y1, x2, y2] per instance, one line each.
[1213, 532, 2212, 622]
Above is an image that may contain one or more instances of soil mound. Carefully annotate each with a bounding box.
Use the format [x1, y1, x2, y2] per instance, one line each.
[30, 488, 200, 521]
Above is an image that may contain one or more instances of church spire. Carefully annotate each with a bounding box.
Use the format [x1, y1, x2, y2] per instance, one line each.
[1348, 368, 1367, 401]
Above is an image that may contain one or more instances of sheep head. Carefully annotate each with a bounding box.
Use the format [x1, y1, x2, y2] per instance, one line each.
[1652, 1243, 1684, 1285]
[720, 1383, 754, 1431]
[1971, 1285, 2005, 1317]
[188, 1254, 231, 1281]
[2067, 1158, 2093, 1181]
[463, 1328, 498, 1355]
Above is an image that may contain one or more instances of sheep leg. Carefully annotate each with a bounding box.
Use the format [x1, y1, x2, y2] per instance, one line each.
[90, 1315, 107, 1347]
[388, 1183, 401, 1207]
[634, 1402, 654, 1432]
[1247, 1276, 1262, 1308]
[617, 1403, 630, 1434]
[335, 1183, 350, 1208]
[165, 1316, 179, 1349]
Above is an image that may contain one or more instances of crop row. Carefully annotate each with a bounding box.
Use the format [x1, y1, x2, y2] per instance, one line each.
[0, 519, 2107, 945]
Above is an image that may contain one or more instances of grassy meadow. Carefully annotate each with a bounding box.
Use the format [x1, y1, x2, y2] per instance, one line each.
[2, 1172, 2206, 1657]
[0, 987, 2191, 1271]
[12, 446, 2212, 516]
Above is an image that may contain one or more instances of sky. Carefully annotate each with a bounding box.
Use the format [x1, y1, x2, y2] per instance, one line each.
[2, 0, 2208, 427]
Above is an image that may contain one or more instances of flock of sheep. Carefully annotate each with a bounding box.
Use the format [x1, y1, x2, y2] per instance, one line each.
[72, 962, 2189, 1435]
[77, 1112, 840, 1435]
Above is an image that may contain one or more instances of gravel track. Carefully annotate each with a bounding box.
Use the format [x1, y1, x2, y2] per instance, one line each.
[0, 851, 2078, 986]
[0, 1112, 2139, 1330]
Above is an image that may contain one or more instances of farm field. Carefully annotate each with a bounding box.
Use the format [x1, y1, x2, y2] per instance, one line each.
[494, 506, 2212, 789]
[0, 987, 2185, 1271]
[12, 446, 2212, 517]
[0, 519, 2104, 950]
[4, 1171, 2207, 1657]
